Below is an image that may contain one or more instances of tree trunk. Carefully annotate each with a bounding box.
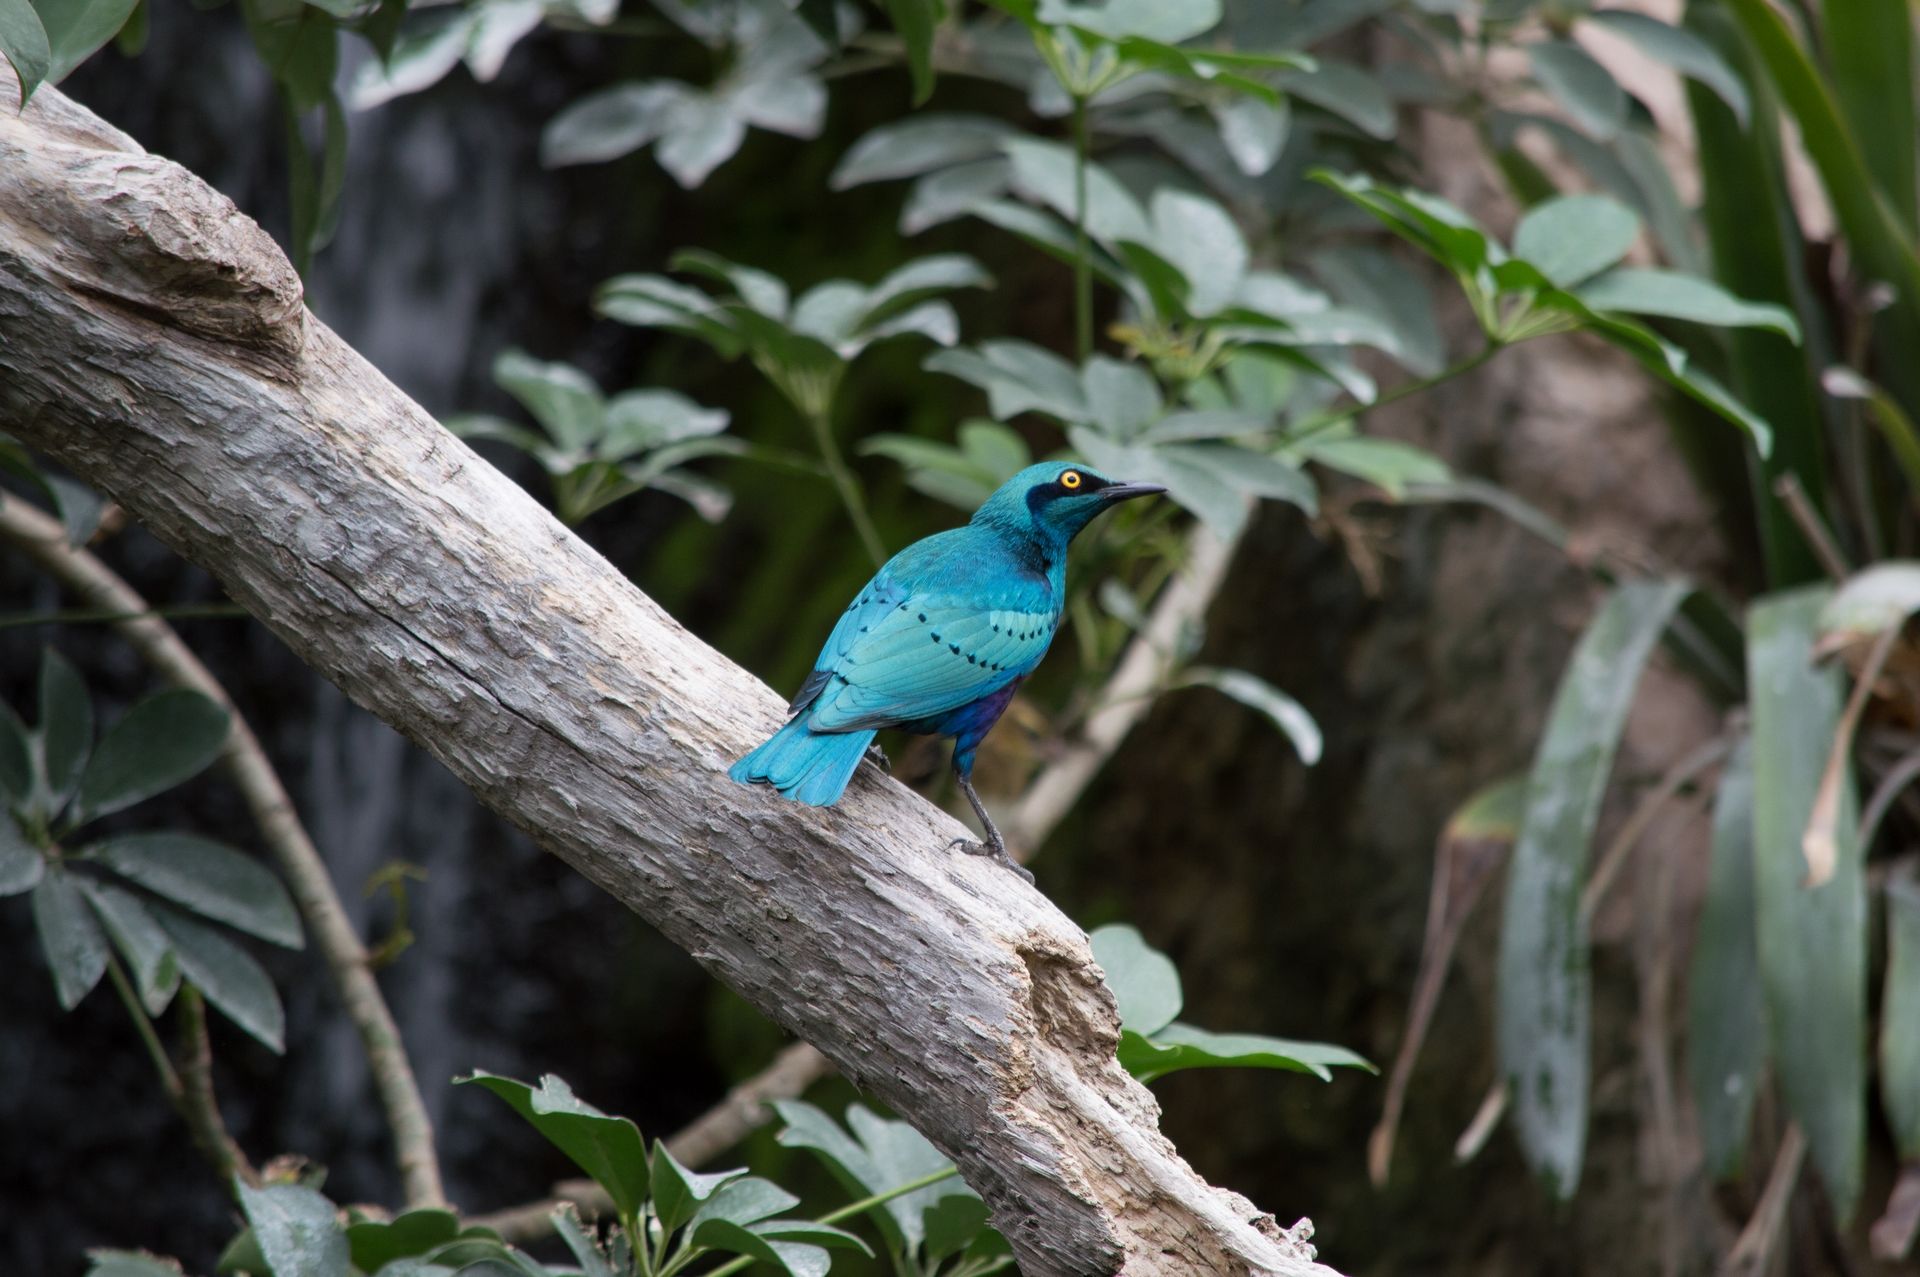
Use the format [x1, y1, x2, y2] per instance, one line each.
[0, 70, 1337, 1277]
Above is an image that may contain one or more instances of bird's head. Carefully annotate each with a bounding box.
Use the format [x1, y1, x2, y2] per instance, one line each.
[970, 461, 1167, 546]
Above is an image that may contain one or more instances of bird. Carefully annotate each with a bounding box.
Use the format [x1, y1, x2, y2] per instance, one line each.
[729, 460, 1166, 881]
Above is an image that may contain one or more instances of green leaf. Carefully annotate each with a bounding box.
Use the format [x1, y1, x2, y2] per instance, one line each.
[157, 905, 286, 1051]
[1179, 666, 1321, 764]
[32, 867, 109, 1009]
[1087, 923, 1182, 1034]
[883, 0, 940, 104]
[1512, 194, 1640, 288]
[1528, 39, 1626, 140]
[1275, 60, 1394, 140]
[0, 699, 30, 802]
[541, 81, 678, 167]
[1884, 866, 1920, 1159]
[1747, 586, 1866, 1221]
[1119, 1022, 1374, 1083]
[45, 472, 106, 547]
[1310, 170, 1498, 281]
[82, 880, 180, 1016]
[686, 1220, 827, 1277]
[1822, 0, 1916, 231]
[0, 0, 50, 104]
[687, 1176, 799, 1231]
[345, 1209, 461, 1272]
[831, 114, 1016, 189]
[1291, 435, 1449, 498]
[1584, 9, 1747, 125]
[924, 340, 1086, 422]
[773, 1101, 959, 1255]
[32, 0, 139, 82]
[921, 1194, 992, 1263]
[1497, 578, 1688, 1197]
[1139, 189, 1247, 318]
[38, 646, 92, 811]
[859, 254, 992, 330]
[1685, 735, 1766, 1178]
[0, 809, 43, 897]
[751, 1219, 872, 1253]
[673, 248, 792, 320]
[457, 1071, 649, 1218]
[88, 832, 302, 948]
[493, 351, 604, 452]
[73, 689, 231, 823]
[83, 1252, 187, 1277]
[1034, 0, 1219, 43]
[1002, 138, 1151, 246]
[549, 1204, 613, 1277]
[601, 390, 728, 460]
[1818, 562, 1920, 640]
[347, 12, 473, 110]
[1575, 268, 1799, 340]
[649, 1140, 745, 1234]
[237, 1181, 349, 1277]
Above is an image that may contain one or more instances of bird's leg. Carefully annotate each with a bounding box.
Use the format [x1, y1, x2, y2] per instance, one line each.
[862, 742, 892, 775]
[948, 770, 1035, 885]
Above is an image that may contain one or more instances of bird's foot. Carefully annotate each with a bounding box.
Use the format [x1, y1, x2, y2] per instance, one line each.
[947, 835, 1035, 885]
[862, 743, 892, 776]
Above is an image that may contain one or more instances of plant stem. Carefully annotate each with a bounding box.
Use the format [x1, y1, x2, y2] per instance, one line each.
[175, 985, 258, 1188]
[106, 952, 183, 1101]
[1072, 92, 1093, 361]
[805, 406, 887, 567]
[1284, 343, 1502, 448]
[0, 602, 250, 630]
[699, 1167, 961, 1277]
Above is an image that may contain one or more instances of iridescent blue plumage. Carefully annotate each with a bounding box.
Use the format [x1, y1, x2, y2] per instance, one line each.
[729, 460, 1165, 877]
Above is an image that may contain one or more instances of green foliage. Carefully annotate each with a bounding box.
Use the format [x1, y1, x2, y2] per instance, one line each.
[447, 350, 739, 527]
[1496, 579, 1689, 1197]
[1, 651, 299, 1050]
[1090, 923, 1371, 1084]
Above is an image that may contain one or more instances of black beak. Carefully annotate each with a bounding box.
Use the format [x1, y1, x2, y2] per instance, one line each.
[1098, 480, 1169, 502]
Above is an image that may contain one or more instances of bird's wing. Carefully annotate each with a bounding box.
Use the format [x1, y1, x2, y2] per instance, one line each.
[788, 572, 914, 717]
[802, 593, 1058, 732]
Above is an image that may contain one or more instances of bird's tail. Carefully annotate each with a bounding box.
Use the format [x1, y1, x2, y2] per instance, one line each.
[728, 719, 876, 807]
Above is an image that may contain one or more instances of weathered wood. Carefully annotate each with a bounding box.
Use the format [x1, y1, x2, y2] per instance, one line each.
[0, 71, 1337, 1277]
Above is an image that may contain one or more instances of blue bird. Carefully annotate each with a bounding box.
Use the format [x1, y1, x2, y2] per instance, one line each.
[729, 461, 1166, 880]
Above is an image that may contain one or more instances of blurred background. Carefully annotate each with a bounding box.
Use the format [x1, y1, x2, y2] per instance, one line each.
[3, 0, 1917, 1274]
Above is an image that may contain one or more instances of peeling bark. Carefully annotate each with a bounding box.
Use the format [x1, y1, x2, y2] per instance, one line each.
[0, 71, 1337, 1277]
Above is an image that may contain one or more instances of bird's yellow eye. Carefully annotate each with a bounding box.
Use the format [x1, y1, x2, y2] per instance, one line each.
[1060, 470, 1083, 490]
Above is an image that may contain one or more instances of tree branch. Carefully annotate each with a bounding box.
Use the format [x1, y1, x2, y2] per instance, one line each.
[0, 493, 447, 1208]
[0, 72, 1335, 1276]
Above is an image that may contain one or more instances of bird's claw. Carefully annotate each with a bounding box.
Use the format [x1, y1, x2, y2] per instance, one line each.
[946, 836, 1035, 884]
[862, 743, 892, 775]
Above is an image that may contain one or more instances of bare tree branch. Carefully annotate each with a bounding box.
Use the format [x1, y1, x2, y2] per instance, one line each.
[0, 493, 447, 1208]
[0, 73, 1335, 1276]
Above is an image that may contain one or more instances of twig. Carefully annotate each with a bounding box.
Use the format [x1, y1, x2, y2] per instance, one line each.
[175, 986, 258, 1188]
[1802, 624, 1898, 886]
[0, 602, 250, 629]
[1771, 474, 1851, 582]
[1720, 1125, 1806, 1277]
[0, 493, 446, 1208]
[1581, 736, 1733, 924]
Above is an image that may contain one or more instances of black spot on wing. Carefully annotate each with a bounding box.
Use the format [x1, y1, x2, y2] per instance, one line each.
[789, 667, 832, 716]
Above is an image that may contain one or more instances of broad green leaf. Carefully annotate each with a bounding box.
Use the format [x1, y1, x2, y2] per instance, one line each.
[687, 1177, 799, 1231]
[33, 0, 139, 83]
[45, 473, 106, 547]
[0, 0, 50, 103]
[1575, 268, 1799, 340]
[493, 351, 603, 452]
[1747, 587, 1865, 1220]
[673, 248, 791, 320]
[601, 391, 728, 460]
[550, 1205, 613, 1277]
[1276, 60, 1394, 139]
[1310, 170, 1498, 280]
[1311, 246, 1445, 376]
[1512, 194, 1640, 288]
[751, 1219, 871, 1253]
[1210, 94, 1288, 177]
[1142, 189, 1247, 318]
[859, 254, 992, 329]
[924, 340, 1085, 421]
[773, 1100, 960, 1255]
[1180, 666, 1321, 764]
[1081, 356, 1161, 439]
[89, 833, 302, 947]
[1528, 39, 1626, 140]
[1685, 736, 1766, 1178]
[73, 689, 231, 823]
[1034, 0, 1218, 43]
[883, 0, 940, 104]
[1002, 137, 1151, 246]
[83, 1252, 188, 1277]
[653, 91, 748, 189]
[81, 880, 179, 1015]
[649, 1140, 745, 1234]
[345, 1209, 461, 1272]
[685, 1221, 827, 1277]
[1885, 867, 1920, 1158]
[1822, 0, 1915, 231]
[0, 699, 30, 802]
[237, 1181, 349, 1277]
[541, 82, 678, 167]
[1119, 1023, 1374, 1083]
[1498, 578, 1688, 1197]
[38, 647, 92, 811]
[831, 114, 1015, 189]
[1584, 10, 1747, 125]
[458, 1071, 649, 1218]
[346, 11, 471, 110]
[157, 906, 286, 1052]
[1291, 435, 1449, 498]
[32, 867, 108, 1009]
[0, 811, 43, 896]
[1819, 563, 1920, 641]
[1087, 923, 1181, 1034]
